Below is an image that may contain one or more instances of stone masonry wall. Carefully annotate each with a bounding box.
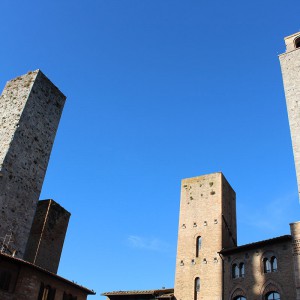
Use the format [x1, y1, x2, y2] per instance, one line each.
[279, 40, 300, 199]
[0, 70, 66, 258]
[174, 172, 236, 300]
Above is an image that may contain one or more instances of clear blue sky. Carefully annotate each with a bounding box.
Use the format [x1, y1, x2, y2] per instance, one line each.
[1, 0, 300, 297]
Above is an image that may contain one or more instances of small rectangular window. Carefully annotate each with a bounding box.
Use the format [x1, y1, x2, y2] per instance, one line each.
[38, 283, 56, 300]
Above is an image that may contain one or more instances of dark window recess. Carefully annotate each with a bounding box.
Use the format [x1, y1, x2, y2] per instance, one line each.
[0, 270, 11, 291]
[63, 292, 78, 300]
[295, 37, 300, 49]
[194, 277, 200, 300]
[196, 236, 202, 257]
[38, 282, 56, 300]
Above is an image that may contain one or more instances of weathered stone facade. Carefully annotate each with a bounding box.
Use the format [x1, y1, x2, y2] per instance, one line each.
[24, 199, 70, 274]
[0, 70, 95, 299]
[279, 31, 300, 200]
[0, 70, 66, 258]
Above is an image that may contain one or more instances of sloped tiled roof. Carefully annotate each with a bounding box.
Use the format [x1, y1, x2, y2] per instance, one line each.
[220, 235, 292, 255]
[102, 288, 174, 296]
[0, 252, 95, 295]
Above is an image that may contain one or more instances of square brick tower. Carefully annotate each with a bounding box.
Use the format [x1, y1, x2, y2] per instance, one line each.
[0, 70, 66, 258]
[24, 199, 70, 273]
[174, 172, 236, 300]
[279, 31, 300, 199]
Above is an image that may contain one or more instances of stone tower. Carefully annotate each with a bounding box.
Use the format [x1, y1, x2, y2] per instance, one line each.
[279, 31, 300, 199]
[24, 199, 70, 273]
[174, 172, 236, 300]
[0, 70, 66, 258]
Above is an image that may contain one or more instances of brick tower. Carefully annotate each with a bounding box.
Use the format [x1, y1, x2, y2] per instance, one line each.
[174, 172, 236, 300]
[0, 70, 66, 258]
[24, 199, 70, 273]
[279, 31, 300, 199]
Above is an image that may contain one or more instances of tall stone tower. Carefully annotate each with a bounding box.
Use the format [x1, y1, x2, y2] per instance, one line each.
[0, 70, 66, 258]
[174, 172, 236, 300]
[279, 31, 300, 199]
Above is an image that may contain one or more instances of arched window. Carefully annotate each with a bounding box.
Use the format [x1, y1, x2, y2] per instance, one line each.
[295, 37, 300, 49]
[271, 257, 277, 272]
[196, 236, 202, 257]
[234, 297, 246, 300]
[232, 264, 239, 278]
[263, 258, 271, 273]
[239, 263, 245, 278]
[194, 277, 200, 300]
[265, 292, 280, 300]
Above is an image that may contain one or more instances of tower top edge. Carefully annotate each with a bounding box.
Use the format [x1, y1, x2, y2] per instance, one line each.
[284, 31, 300, 40]
[280, 31, 300, 54]
[181, 172, 224, 183]
[6, 69, 66, 99]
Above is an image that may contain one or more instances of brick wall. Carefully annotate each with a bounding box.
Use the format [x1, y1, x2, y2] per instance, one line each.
[174, 173, 236, 300]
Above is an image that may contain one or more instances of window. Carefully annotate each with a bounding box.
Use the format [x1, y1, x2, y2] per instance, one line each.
[232, 262, 245, 278]
[232, 264, 239, 278]
[295, 37, 300, 49]
[271, 257, 277, 272]
[263, 256, 277, 273]
[196, 237, 202, 257]
[266, 292, 280, 300]
[263, 258, 271, 273]
[239, 263, 245, 278]
[0, 271, 11, 291]
[38, 283, 56, 300]
[234, 297, 246, 300]
[194, 277, 200, 300]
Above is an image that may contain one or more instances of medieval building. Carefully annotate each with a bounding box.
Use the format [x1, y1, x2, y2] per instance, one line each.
[102, 31, 300, 300]
[0, 70, 95, 299]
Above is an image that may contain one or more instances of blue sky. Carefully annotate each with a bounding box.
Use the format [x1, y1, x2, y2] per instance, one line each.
[1, 0, 300, 297]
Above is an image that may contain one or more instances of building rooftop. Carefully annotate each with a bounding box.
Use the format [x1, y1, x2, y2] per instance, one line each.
[102, 288, 174, 297]
[220, 235, 292, 255]
[0, 252, 95, 295]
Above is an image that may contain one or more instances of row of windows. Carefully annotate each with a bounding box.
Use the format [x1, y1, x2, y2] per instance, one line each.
[38, 283, 77, 300]
[0, 272, 78, 299]
[231, 256, 278, 279]
[194, 277, 280, 300]
[233, 292, 280, 300]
